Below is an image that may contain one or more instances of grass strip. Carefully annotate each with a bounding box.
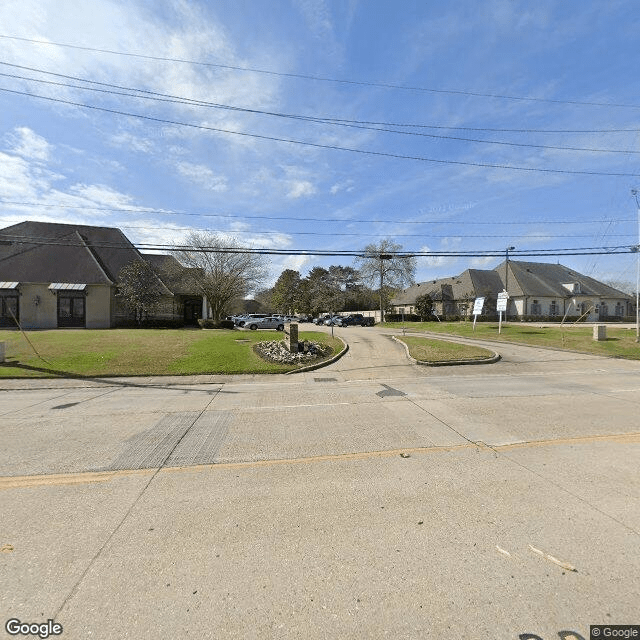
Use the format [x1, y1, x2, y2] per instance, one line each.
[385, 322, 640, 359]
[395, 335, 494, 362]
[0, 329, 342, 377]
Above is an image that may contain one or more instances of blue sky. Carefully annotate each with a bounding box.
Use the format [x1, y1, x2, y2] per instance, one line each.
[1, 0, 640, 288]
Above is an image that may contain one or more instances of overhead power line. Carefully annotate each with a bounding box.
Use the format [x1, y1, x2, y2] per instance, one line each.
[2, 33, 640, 110]
[4, 61, 639, 135]
[3, 86, 640, 177]
[114, 224, 636, 240]
[0, 234, 635, 258]
[2, 65, 638, 155]
[0, 201, 635, 226]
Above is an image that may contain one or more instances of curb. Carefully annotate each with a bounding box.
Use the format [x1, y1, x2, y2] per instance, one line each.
[395, 328, 632, 361]
[391, 335, 501, 367]
[285, 337, 349, 375]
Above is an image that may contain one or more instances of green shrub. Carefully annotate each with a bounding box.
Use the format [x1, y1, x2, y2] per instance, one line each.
[198, 319, 235, 329]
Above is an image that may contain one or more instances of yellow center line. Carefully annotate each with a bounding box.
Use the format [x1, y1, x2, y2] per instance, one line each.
[1, 431, 638, 490]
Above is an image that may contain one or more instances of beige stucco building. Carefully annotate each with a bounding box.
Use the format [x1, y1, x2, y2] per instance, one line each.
[0, 221, 203, 329]
[392, 260, 634, 321]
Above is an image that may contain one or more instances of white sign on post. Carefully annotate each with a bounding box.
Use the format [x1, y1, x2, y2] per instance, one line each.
[496, 291, 509, 312]
[472, 297, 485, 316]
[472, 297, 484, 331]
[497, 291, 509, 333]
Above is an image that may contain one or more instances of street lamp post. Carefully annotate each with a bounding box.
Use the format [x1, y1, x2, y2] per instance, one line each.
[505, 246, 515, 320]
[632, 190, 640, 343]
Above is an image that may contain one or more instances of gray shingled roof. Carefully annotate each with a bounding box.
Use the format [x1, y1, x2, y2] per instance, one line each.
[501, 260, 632, 298]
[392, 260, 631, 305]
[142, 253, 202, 296]
[392, 269, 503, 305]
[467, 269, 504, 295]
[0, 221, 171, 294]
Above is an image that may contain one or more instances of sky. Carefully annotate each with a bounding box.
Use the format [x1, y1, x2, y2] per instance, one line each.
[1, 0, 640, 289]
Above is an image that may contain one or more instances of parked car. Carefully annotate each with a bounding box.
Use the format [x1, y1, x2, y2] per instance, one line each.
[343, 314, 375, 326]
[313, 315, 332, 325]
[246, 317, 286, 331]
[236, 313, 269, 327]
[324, 316, 344, 326]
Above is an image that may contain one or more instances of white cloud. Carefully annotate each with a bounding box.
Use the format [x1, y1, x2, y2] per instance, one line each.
[330, 179, 355, 195]
[418, 241, 460, 268]
[229, 221, 252, 233]
[0, 152, 53, 200]
[288, 180, 316, 199]
[0, 0, 281, 140]
[519, 230, 555, 243]
[109, 131, 155, 154]
[176, 162, 228, 192]
[6, 127, 52, 161]
[293, 0, 335, 42]
[281, 254, 312, 272]
[470, 256, 496, 267]
[0, 130, 145, 229]
[116, 218, 193, 248]
[67, 183, 135, 208]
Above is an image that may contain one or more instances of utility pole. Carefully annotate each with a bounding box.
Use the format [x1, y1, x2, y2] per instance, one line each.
[378, 253, 392, 323]
[632, 190, 640, 343]
[504, 246, 515, 320]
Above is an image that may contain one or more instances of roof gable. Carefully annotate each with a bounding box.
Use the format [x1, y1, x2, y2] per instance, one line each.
[142, 253, 201, 295]
[0, 221, 142, 285]
[505, 261, 632, 299]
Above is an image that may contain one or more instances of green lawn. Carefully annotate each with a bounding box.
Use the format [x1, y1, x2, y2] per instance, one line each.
[395, 336, 495, 363]
[384, 321, 640, 359]
[0, 329, 343, 377]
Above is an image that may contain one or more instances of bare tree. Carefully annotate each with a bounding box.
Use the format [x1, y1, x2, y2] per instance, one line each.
[172, 232, 270, 322]
[604, 279, 636, 295]
[355, 239, 416, 322]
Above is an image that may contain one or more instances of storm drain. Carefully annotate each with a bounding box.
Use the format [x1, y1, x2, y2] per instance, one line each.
[314, 378, 337, 382]
[106, 411, 232, 471]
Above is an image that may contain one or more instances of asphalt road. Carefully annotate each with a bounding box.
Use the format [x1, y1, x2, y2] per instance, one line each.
[1, 325, 639, 640]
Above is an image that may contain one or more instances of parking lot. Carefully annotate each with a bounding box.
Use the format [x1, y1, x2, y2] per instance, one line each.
[1, 325, 639, 639]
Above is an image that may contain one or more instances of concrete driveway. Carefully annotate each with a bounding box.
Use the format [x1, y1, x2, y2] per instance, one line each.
[1, 325, 639, 639]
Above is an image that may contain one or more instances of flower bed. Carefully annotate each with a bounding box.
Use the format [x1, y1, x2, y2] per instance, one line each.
[253, 340, 331, 364]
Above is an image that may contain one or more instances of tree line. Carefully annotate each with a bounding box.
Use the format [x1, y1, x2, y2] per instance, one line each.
[116, 232, 417, 324]
[254, 238, 417, 318]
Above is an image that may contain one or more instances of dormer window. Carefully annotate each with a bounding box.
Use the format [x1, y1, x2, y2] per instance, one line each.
[562, 282, 581, 294]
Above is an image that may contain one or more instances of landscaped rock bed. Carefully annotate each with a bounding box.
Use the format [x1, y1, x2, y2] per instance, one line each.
[253, 340, 332, 365]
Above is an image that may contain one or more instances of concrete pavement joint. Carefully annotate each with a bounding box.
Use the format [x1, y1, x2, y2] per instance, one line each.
[482, 440, 640, 539]
[0, 389, 78, 418]
[407, 397, 478, 447]
[52, 387, 223, 621]
[574, 387, 640, 407]
[0, 386, 120, 418]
